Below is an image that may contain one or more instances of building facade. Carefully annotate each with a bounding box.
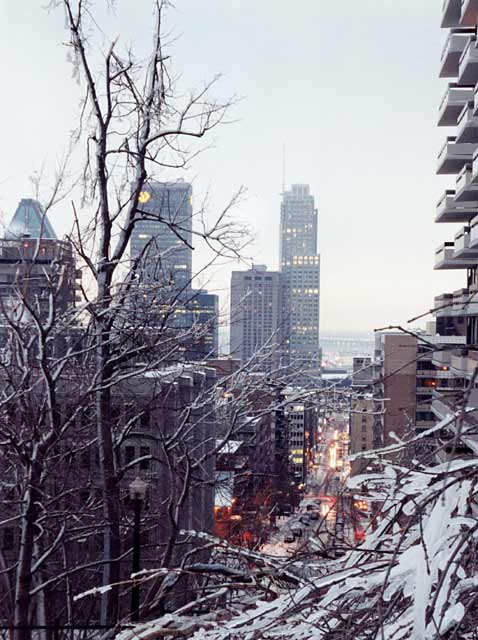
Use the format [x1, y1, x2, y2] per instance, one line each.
[182, 289, 219, 360]
[229, 265, 283, 371]
[372, 332, 466, 456]
[0, 199, 79, 325]
[432, 2, 478, 454]
[279, 184, 321, 385]
[131, 180, 193, 295]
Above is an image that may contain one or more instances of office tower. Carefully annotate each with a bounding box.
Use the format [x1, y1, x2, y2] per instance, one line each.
[0, 199, 78, 322]
[432, 3, 478, 454]
[280, 184, 321, 384]
[185, 289, 219, 360]
[5, 198, 57, 240]
[131, 180, 193, 295]
[229, 265, 283, 371]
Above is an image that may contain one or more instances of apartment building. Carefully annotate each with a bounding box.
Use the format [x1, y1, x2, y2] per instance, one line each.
[349, 356, 374, 475]
[0, 363, 218, 622]
[372, 332, 465, 452]
[433, 1, 478, 444]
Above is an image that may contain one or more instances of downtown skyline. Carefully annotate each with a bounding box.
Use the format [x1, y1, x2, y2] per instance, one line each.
[0, 1, 462, 334]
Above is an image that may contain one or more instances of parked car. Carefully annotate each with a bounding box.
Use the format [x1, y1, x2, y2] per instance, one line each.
[291, 527, 303, 537]
[284, 535, 295, 544]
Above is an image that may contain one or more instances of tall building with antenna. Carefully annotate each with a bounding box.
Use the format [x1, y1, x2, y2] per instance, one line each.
[280, 184, 321, 385]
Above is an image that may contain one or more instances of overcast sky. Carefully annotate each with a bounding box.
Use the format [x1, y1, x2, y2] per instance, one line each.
[0, 1, 463, 334]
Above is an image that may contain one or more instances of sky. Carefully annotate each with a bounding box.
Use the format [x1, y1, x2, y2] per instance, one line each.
[0, 1, 465, 334]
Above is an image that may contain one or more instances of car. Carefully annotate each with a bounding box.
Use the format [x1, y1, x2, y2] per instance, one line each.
[291, 527, 303, 537]
[284, 535, 295, 544]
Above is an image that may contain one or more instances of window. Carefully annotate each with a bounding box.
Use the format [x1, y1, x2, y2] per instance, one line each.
[140, 412, 150, 430]
[80, 450, 90, 469]
[140, 446, 151, 470]
[2, 528, 14, 551]
[124, 446, 135, 465]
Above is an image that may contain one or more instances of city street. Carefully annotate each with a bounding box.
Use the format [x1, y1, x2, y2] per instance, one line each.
[261, 412, 356, 560]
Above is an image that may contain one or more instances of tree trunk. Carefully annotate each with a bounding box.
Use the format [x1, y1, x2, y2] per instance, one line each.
[96, 282, 121, 625]
[14, 457, 42, 640]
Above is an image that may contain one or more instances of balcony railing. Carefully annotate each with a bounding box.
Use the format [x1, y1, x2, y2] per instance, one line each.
[470, 213, 478, 246]
[455, 163, 478, 200]
[436, 190, 478, 222]
[434, 293, 454, 317]
[438, 138, 475, 175]
[456, 102, 478, 142]
[458, 36, 478, 84]
[439, 84, 474, 126]
[442, 0, 462, 27]
[460, 0, 478, 26]
[440, 30, 474, 77]
[435, 241, 478, 269]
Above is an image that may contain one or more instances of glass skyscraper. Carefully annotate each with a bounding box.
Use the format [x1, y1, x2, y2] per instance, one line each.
[6, 199, 57, 240]
[130, 180, 193, 294]
[279, 184, 321, 384]
[130, 180, 218, 361]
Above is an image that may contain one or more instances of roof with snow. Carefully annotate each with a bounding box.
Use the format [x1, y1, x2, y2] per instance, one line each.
[215, 471, 234, 507]
[217, 439, 243, 455]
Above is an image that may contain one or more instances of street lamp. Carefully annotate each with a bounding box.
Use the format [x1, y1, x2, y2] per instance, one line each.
[129, 477, 148, 623]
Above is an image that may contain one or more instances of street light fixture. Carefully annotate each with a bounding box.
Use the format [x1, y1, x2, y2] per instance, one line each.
[129, 477, 148, 623]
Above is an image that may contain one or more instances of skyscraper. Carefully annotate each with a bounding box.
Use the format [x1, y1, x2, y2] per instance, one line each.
[5, 198, 57, 240]
[185, 289, 219, 360]
[131, 180, 193, 295]
[229, 265, 283, 371]
[0, 199, 78, 323]
[280, 184, 321, 384]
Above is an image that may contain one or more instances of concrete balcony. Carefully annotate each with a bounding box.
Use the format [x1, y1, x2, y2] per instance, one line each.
[432, 350, 453, 369]
[453, 225, 478, 256]
[458, 37, 478, 84]
[456, 102, 478, 142]
[436, 190, 478, 222]
[434, 293, 454, 317]
[451, 350, 478, 376]
[460, 0, 478, 26]
[442, 0, 462, 27]
[435, 241, 478, 268]
[440, 31, 473, 77]
[453, 286, 478, 314]
[473, 84, 478, 115]
[439, 84, 475, 126]
[470, 212, 478, 245]
[437, 138, 475, 174]
[432, 396, 454, 420]
[455, 163, 478, 200]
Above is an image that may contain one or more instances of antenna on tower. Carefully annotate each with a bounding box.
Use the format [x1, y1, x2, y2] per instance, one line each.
[282, 143, 286, 194]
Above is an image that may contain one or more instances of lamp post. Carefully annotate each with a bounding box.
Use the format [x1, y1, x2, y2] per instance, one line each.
[129, 477, 148, 623]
